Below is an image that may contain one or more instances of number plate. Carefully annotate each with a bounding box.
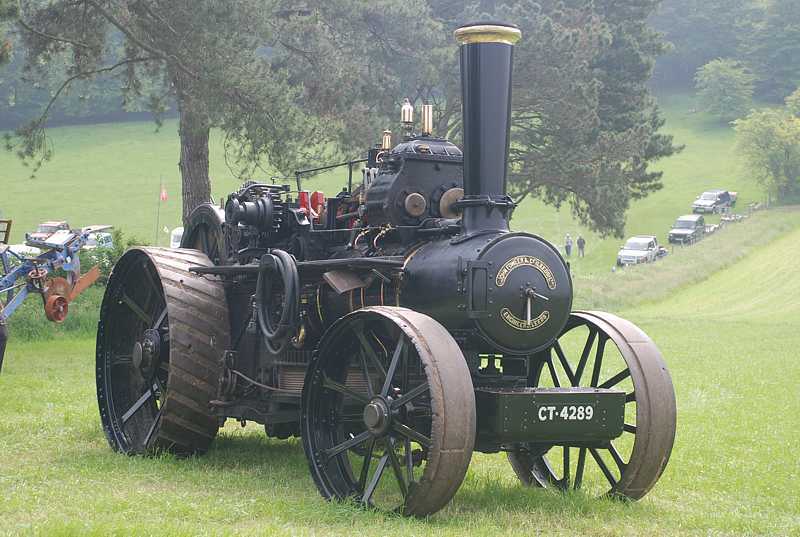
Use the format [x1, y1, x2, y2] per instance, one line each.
[537, 404, 595, 422]
[475, 387, 626, 444]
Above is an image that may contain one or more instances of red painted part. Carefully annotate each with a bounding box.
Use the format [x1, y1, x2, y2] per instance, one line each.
[298, 191, 311, 215]
[311, 191, 326, 222]
[45, 295, 69, 323]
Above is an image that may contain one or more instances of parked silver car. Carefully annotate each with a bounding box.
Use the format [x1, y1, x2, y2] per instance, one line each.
[617, 235, 666, 266]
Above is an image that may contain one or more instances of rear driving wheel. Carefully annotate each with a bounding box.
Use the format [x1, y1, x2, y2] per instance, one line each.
[96, 247, 230, 455]
[302, 306, 475, 516]
[507, 311, 676, 500]
[181, 204, 228, 265]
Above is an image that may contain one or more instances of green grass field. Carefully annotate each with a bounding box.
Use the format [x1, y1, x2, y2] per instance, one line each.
[2, 96, 799, 535]
[1, 220, 798, 536]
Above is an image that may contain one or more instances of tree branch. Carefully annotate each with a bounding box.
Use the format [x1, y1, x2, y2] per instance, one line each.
[84, 0, 195, 78]
[30, 56, 155, 130]
[17, 18, 93, 49]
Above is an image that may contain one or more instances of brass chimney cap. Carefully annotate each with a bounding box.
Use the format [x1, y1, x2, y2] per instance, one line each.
[454, 23, 521, 46]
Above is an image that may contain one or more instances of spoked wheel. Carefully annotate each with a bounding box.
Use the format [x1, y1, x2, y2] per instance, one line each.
[181, 204, 228, 265]
[507, 311, 676, 500]
[96, 248, 230, 455]
[302, 306, 475, 517]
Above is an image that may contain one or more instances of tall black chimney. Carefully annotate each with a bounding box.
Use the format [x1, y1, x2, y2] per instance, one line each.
[454, 22, 521, 234]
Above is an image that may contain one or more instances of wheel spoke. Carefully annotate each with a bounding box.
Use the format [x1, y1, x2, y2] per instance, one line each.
[323, 430, 371, 461]
[111, 354, 132, 367]
[607, 442, 627, 473]
[554, 342, 576, 386]
[120, 293, 151, 325]
[404, 437, 414, 483]
[380, 338, 405, 396]
[142, 407, 162, 448]
[336, 413, 365, 422]
[546, 357, 561, 387]
[153, 377, 165, 403]
[362, 453, 390, 505]
[152, 307, 168, 331]
[358, 438, 376, 492]
[589, 336, 607, 387]
[386, 438, 408, 498]
[356, 329, 387, 378]
[598, 369, 631, 389]
[200, 228, 210, 256]
[562, 446, 571, 486]
[589, 448, 618, 487]
[625, 391, 636, 403]
[357, 350, 375, 398]
[392, 422, 432, 449]
[574, 329, 597, 385]
[391, 382, 429, 409]
[574, 447, 587, 489]
[623, 423, 637, 434]
[322, 375, 370, 405]
[121, 384, 156, 424]
[139, 266, 165, 311]
[401, 341, 410, 393]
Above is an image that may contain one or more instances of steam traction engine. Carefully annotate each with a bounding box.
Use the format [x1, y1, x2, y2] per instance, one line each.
[96, 23, 676, 516]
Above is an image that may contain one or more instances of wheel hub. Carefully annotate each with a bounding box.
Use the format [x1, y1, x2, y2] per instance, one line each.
[132, 329, 161, 373]
[363, 397, 392, 436]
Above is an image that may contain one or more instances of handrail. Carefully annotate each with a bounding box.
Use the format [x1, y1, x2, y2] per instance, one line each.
[293, 158, 368, 192]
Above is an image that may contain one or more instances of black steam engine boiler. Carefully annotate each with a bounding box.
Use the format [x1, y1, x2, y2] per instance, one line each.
[96, 22, 677, 516]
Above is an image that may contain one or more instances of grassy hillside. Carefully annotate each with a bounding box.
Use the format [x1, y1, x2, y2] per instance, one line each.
[617, 226, 800, 535]
[1, 222, 798, 536]
[0, 95, 768, 272]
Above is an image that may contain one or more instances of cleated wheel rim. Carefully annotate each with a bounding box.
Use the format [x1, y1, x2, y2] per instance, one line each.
[507, 311, 676, 500]
[96, 248, 230, 456]
[302, 306, 475, 517]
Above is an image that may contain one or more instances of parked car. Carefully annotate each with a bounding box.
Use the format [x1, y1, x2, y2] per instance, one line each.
[617, 235, 667, 266]
[668, 214, 706, 244]
[83, 231, 114, 250]
[692, 189, 737, 214]
[28, 220, 70, 242]
[6, 243, 41, 258]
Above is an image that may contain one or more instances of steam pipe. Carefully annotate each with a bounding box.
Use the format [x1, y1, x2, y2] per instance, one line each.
[454, 22, 521, 233]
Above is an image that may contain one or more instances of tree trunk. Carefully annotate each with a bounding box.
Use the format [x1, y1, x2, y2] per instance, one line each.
[176, 78, 211, 223]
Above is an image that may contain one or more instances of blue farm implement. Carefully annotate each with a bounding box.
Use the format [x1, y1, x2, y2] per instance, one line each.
[0, 219, 104, 371]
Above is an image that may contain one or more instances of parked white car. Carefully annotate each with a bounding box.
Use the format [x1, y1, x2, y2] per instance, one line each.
[84, 232, 114, 250]
[170, 227, 184, 249]
[7, 243, 41, 257]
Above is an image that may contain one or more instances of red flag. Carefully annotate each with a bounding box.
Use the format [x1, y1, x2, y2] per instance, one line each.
[160, 186, 168, 202]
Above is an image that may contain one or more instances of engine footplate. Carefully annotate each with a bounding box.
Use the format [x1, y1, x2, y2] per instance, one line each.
[475, 387, 626, 444]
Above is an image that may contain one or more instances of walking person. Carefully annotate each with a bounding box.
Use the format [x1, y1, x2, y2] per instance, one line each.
[577, 235, 586, 258]
[564, 233, 573, 257]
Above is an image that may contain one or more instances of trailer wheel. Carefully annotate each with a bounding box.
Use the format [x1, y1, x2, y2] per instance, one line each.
[507, 311, 676, 500]
[302, 306, 475, 517]
[96, 248, 230, 455]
